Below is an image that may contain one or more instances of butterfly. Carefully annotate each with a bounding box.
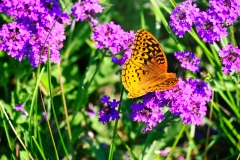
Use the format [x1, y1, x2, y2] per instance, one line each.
[122, 29, 178, 98]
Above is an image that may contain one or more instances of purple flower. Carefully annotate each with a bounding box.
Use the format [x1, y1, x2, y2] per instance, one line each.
[101, 95, 110, 105]
[14, 104, 28, 116]
[129, 95, 165, 133]
[174, 50, 200, 73]
[91, 21, 135, 66]
[218, 43, 240, 74]
[98, 97, 120, 124]
[0, 22, 30, 61]
[0, 0, 71, 68]
[112, 49, 132, 66]
[109, 99, 120, 108]
[160, 78, 212, 125]
[208, 0, 240, 25]
[71, 0, 103, 27]
[195, 11, 228, 44]
[169, 0, 200, 38]
[129, 78, 211, 132]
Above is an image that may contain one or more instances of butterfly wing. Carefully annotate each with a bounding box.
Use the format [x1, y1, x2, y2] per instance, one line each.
[122, 56, 159, 98]
[122, 29, 178, 98]
[122, 56, 178, 98]
[132, 29, 168, 72]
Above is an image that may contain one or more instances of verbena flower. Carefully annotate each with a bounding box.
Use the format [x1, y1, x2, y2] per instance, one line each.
[160, 78, 212, 125]
[101, 95, 110, 105]
[91, 21, 134, 66]
[0, 0, 71, 68]
[98, 95, 120, 124]
[71, 0, 103, 27]
[129, 78, 211, 132]
[14, 104, 28, 116]
[194, 11, 228, 44]
[0, 22, 30, 61]
[208, 0, 240, 25]
[174, 50, 200, 73]
[169, 0, 200, 38]
[129, 94, 165, 133]
[218, 43, 240, 74]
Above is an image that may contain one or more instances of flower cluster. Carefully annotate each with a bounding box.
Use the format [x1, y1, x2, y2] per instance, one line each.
[129, 95, 165, 133]
[169, 0, 200, 38]
[98, 95, 120, 124]
[208, 0, 240, 25]
[174, 50, 200, 73]
[170, 0, 240, 44]
[0, 0, 71, 68]
[129, 78, 211, 132]
[195, 11, 228, 44]
[71, 0, 103, 27]
[71, 2, 134, 66]
[91, 22, 135, 66]
[218, 43, 240, 74]
[162, 78, 211, 125]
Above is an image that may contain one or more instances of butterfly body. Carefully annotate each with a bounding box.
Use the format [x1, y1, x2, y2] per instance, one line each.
[122, 29, 178, 98]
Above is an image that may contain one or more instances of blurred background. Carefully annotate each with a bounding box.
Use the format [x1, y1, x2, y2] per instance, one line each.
[0, 0, 239, 159]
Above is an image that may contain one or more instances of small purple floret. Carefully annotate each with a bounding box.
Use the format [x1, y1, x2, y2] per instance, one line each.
[174, 50, 201, 73]
[98, 95, 120, 124]
[169, 0, 200, 38]
[218, 43, 240, 74]
[71, 0, 103, 27]
[91, 22, 134, 66]
[14, 104, 28, 116]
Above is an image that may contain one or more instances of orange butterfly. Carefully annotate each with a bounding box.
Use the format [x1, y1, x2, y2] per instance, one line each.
[122, 29, 178, 98]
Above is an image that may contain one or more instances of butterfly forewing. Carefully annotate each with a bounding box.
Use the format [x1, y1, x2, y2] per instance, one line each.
[122, 57, 164, 98]
[132, 29, 168, 72]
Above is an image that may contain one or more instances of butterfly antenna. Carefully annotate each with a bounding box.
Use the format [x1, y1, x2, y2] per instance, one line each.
[174, 62, 181, 78]
[177, 63, 186, 78]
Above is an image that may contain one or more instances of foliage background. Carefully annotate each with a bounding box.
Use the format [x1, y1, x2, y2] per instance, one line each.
[0, 0, 239, 160]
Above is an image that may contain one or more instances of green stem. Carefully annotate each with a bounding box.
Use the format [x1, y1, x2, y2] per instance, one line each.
[32, 136, 46, 160]
[140, 10, 145, 29]
[141, 131, 154, 160]
[151, 0, 183, 51]
[185, 126, 199, 160]
[47, 45, 68, 160]
[188, 30, 215, 63]
[0, 105, 16, 160]
[39, 92, 58, 160]
[0, 101, 34, 160]
[57, 63, 72, 142]
[216, 72, 239, 118]
[108, 86, 124, 160]
[28, 67, 45, 139]
[166, 125, 186, 160]
[117, 133, 138, 160]
[212, 102, 239, 148]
